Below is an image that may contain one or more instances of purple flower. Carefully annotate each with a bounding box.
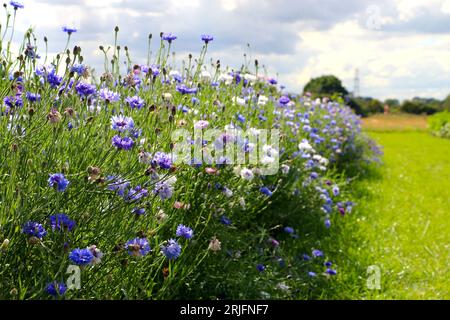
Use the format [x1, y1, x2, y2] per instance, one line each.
[69, 248, 94, 265]
[126, 185, 149, 202]
[219, 215, 232, 226]
[236, 114, 246, 123]
[48, 173, 69, 192]
[62, 26, 77, 34]
[326, 268, 337, 275]
[201, 34, 214, 44]
[256, 264, 265, 272]
[162, 32, 177, 42]
[160, 239, 181, 260]
[3, 95, 23, 108]
[176, 224, 194, 239]
[279, 96, 290, 105]
[125, 96, 145, 109]
[22, 221, 47, 239]
[308, 271, 317, 277]
[268, 78, 277, 85]
[99, 88, 120, 103]
[152, 151, 172, 169]
[283, 226, 294, 234]
[9, 1, 24, 9]
[325, 261, 333, 267]
[107, 176, 130, 196]
[46, 282, 67, 296]
[132, 208, 146, 215]
[259, 186, 273, 197]
[112, 135, 134, 150]
[125, 237, 151, 257]
[154, 179, 175, 200]
[75, 82, 96, 98]
[312, 249, 324, 257]
[49, 214, 76, 232]
[110, 115, 135, 132]
[26, 92, 41, 102]
[176, 84, 197, 94]
[71, 64, 86, 75]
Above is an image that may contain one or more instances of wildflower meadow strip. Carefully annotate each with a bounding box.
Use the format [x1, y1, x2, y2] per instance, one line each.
[0, 2, 380, 299]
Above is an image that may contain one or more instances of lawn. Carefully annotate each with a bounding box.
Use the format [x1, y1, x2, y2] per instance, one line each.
[321, 115, 450, 299]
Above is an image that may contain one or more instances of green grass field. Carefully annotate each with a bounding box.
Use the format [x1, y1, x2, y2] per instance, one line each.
[321, 119, 450, 299]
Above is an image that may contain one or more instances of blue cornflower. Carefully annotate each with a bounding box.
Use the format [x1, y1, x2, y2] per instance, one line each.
[132, 208, 146, 215]
[69, 248, 94, 265]
[48, 173, 69, 192]
[22, 221, 47, 239]
[126, 185, 149, 202]
[3, 95, 23, 108]
[259, 186, 273, 197]
[325, 219, 331, 228]
[26, 92, 41, 102]
[176, 224, 194, 239]
[160, 239, 181, 260]
[125, 96, 145, 109]
[125, 237, 151, 257]
[162, 32, 177, 42]
[71, 64, 86, 75]
[62, 26, 77, 34]
[49, 214, 76, 232]
[219, 215, 232, 226]
[201, 34, 214, 44]
[312, 249, 324, 257]
[112, 135, 134, 150]
[110, 115, 135, 132]
[46, 282, 67, 296]
[284, 226, 294, 234]
[268, 78, 277, 85]
[154, 179, 175, 200]
[152, 151, 172, 169]
[107, 176, 130, 196]
[326, 268, 337, 275]
[176, 84, 197, 94]
[324, 261, 333, 267]
[308, 271, 317, 277]
[99, 88, 120, 103]
[332, 185, 340, 196]
[236, 114, 246, 123]
[9, 1, 24, 9]
[256, 264, 266, 272]
[75, 82, 96, 98]
[46, 69, 63, 88]
[279, 96, 290, 105]
[302, 254, 311, 261]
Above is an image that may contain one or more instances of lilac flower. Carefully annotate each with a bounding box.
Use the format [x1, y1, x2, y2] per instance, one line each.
[46, 282, 67, 296]
[75, 82, 96, 98]
[9, 1, 24, 9]
[48, 173, 69, 192]
[112, 135, 134, 150]
[152, 151, 172, 169]
[99, 88, 120, 103]
[259, 186, 273, 197]
[62, 26, 77, 34]
[69, 248, 94, 265]
[153, 177, 176, 200]
[125, 96, 145, 109]
[125, 238, 151, 257]
[160, 239, 181, 260]
[201, 34, 214, 44]
[110, 115, 135, 132]
[49, 214, 76, 232]
[176, 224, 194, 239]
[22, 221, 47, 239]
[162, 32, 177, 42]
[194, 120, 209, 129]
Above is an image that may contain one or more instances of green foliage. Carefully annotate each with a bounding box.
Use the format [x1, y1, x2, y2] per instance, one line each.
[428, 111, 450, 138]
[400, 97, 442, 115]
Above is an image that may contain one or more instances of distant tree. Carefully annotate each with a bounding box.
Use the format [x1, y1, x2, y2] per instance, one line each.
[442, 95, 450, 111]
[367, 99, 384, 114]
[303, 75, 349, 97]
[400, 99, 439, 115]
[384, 99, 400, 108]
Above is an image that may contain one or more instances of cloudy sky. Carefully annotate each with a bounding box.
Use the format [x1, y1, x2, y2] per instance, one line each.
[9, 0, 450, 101]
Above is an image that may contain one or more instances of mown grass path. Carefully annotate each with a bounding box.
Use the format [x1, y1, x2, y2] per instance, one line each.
[326, 131, 449, 299]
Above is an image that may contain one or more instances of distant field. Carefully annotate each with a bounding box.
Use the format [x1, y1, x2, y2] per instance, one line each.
[361, 113, 428, 131]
